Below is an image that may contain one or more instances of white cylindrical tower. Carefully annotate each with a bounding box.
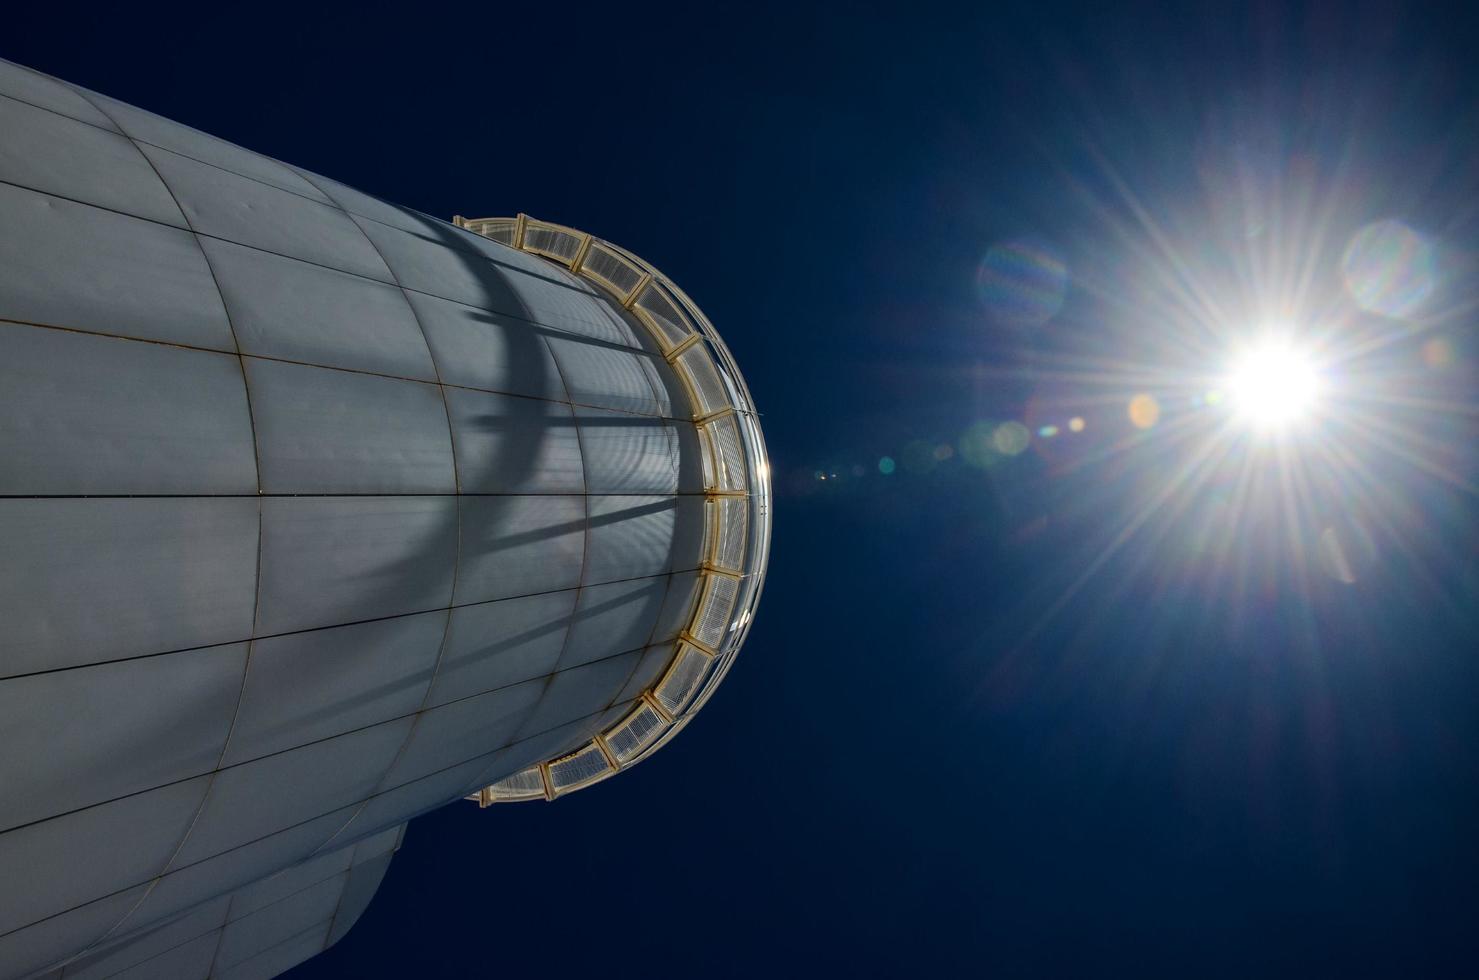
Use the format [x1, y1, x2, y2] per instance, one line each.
[0, 56, 768, 980]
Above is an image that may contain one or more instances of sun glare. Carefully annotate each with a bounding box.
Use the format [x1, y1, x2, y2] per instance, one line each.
[1224, 338, 1321, 429]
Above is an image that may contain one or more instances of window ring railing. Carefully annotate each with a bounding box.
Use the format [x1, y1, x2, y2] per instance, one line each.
[454, 214, 771, 803]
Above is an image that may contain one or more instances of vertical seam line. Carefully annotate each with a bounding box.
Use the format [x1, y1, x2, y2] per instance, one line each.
[53, 81, 266, 963]
[205, 891, 235, 978]
[319, 869, 355, 955]
[505, 334, 590, 747]
[281, 166, 461, 852]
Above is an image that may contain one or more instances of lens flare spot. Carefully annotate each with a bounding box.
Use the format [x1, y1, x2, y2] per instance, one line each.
[1038, 424, 1059, 438]
[1317, 520, 1377, 585]
[1128, 393, 1161, 429]
[1340, 219, 1436, 319]
[976, 240, 1068, 327]
[992, 421, 1031, 455]
[1421, 336, 1456, 370]
[878, 456, 896, 475]
[960, 421, 999, 468]
[1068, 416, 1086, 432]
[933, 443, 955, 461]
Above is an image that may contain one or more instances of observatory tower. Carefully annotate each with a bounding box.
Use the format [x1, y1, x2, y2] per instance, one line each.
[0, 57, 769, 979]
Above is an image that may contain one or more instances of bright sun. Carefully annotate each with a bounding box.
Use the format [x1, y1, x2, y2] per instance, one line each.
[1225, 338, 1322, 429]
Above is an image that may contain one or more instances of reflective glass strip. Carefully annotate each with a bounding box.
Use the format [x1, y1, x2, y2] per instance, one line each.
[548, 742, 613, 791]
[708, 496, 747, 571]
[472, 220, 517, 244]
[695, 423, 718, 490]
[704, 497, 721, 567]
[606, 703, 669, 763]
[675, 344, 729, 418]
[581, 243, 645, 296]
[634, 282, 694, 350]
[693, 574, 740, 651]
[654, 642, 713, 716]
[487, 765, 546, 800]
[706, 413, 746, 492]
[524, 224, 583, 262]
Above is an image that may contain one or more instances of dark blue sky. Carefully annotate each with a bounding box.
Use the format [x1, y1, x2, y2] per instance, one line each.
[9, 2, 1478, 975]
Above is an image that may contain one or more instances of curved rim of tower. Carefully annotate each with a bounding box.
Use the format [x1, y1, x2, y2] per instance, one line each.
[453, 214, 772, 802]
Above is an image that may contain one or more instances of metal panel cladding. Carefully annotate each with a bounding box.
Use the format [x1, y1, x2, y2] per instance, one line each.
[0, 57, 713, 979]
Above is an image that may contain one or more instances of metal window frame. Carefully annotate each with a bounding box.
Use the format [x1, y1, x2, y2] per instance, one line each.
[461, 215, 771, 805]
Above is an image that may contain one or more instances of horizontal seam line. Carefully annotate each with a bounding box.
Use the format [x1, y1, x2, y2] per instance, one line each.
[219, 919, 334, 974]
[0, 700, 629, 942]
[0, 86, 596, 306]
[0, 318, 691, 422]
[0, 87, 128, 133]
[0, 90, 583, 290]
[0, 668, 649, 835]
[0, 492, 710, 499]
[0, 178, 658, 357]
[227, 868, 350, 927]
[0, 567, 701, 682]
[82, 862, 354, 977]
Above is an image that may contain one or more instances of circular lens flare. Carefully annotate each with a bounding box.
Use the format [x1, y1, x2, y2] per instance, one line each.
[1225, 339, 1321, 428]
